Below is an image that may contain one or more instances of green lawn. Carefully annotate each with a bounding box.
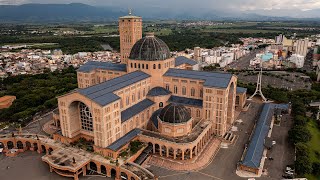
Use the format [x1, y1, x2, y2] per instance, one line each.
[306, 119, 320, 180]
[307, 120, 320, 163]
[145, 27, 172, 35]
[201, 28, 281, 34]
[91, 26, 118, 34]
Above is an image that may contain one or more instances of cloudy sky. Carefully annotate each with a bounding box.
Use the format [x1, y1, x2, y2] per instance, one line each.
[1, 0, 320, 17]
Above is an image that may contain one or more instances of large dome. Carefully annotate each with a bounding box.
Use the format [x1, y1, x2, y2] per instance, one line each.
[159, 103, 191, 124]
[129, 32, 171, 61]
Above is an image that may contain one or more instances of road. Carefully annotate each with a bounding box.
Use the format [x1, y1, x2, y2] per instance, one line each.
[0, 110, 54, 135]
[227, 50, 258, 70]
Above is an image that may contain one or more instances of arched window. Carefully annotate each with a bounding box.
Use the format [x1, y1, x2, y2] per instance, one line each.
[79, 102, 93, 131]
[142, 64, 145, 69]
[165, 84, 170, 91]
[134, 63, 137, 68]
[191, 88, 195, 97]
[126, 96, 130, 105]
[138, 64, 141, 69]
[200, 89, 203, 97]
[138, 91, 141, 100]
[196, 109, 200, 117]
[158, 64, 161, 69]
[143, 88, 146, 97]
[153, 64, 156, 69]
[130, 63, 133, 68]
[146, 64, 149, 69]
[132, 93, 135, 102]
[136, 117, 139, 126]
[182, 86, 186, 95]
[159, 102, 163, 108]
[174, 85, 178, 94]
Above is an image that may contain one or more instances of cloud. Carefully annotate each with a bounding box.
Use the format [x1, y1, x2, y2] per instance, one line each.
[1, 0, 320, 13]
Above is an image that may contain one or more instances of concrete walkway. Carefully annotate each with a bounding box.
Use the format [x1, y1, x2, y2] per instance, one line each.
[144, 138, 221, 171]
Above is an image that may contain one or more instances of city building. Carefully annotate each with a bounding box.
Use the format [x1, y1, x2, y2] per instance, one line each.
[295, 39, 309, 57]
[288, 54, 305, 68]
[194, 47, 202, 61]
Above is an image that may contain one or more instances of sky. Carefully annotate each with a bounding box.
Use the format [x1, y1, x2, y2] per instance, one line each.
[1, 0, 320, 17]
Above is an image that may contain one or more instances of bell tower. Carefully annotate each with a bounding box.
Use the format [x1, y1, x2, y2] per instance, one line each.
[119, 9, 142, 64]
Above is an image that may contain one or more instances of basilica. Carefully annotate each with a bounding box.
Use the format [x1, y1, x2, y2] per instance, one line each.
[53, 12, 247, 162]
[0, 12, 249, 180]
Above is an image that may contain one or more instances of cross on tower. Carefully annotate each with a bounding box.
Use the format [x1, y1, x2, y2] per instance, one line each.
[128, 8, 132, 15]
[248, 68, 267, 102]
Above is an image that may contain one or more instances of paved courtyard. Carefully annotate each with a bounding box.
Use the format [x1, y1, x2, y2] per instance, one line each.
[0, 151, 110, 180]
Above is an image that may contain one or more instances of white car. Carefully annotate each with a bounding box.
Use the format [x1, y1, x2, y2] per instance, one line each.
[285, 171, 294, 175]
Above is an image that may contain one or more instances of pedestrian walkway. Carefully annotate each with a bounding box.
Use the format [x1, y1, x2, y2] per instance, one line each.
[42, 120, 59, 135]
[144, 138, 221, 171]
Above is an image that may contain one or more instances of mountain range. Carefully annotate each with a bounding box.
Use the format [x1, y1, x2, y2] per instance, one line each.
[0, 3, 319, 23]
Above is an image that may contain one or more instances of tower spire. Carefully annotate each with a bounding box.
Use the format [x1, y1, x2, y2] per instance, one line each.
[248, 68, 268, 102]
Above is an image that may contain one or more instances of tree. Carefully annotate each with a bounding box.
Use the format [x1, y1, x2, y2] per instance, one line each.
[312, 162, 320, 176]
[288, 126, 312, 144]
[295, 155, 312, 175]
[295, 142, 310, 157]
[294, 115, 308, 126]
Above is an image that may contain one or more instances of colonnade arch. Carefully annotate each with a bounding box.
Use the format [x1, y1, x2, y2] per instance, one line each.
[145, 125, 215, 160]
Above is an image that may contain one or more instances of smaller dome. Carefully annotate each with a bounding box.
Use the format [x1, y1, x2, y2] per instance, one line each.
[159, 103, 191, 124]
[147, 87, 171, 97]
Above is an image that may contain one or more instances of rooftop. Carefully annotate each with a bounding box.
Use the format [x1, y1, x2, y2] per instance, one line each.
[236, 87, 247, 94]
[77, 71, 150, 106]
[175, 56, 198, 67]
[107, 129, 141, 151]
[168, 95, 203, 107]
[240, 103, 274, 169]
[164, 68, 233, 88]
[150, 108, 162, 129]
[147, 87, 171, 97]
[129, 33, 171, 61]
[77, 61, 127, 73]
[121, 99, 155, 123]
[159, 103, 191, 124]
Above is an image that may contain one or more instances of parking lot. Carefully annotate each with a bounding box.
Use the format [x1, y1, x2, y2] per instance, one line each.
[264, 114, 295, 179]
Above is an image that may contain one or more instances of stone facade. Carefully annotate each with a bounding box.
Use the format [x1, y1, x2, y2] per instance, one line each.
[119, 14, 142, 64]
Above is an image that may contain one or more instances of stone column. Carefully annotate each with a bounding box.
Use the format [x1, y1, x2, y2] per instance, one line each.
[195, 147, 198, 156]
[182, 150, 184, 160]
[159, 146, 162, 156]
[190, 149, 193, 159]
[166, 148, 169, 157]
[107, 167, 111, 177]
[49, 166, 53, 173]
[97, 165, 101, 174]
[173, 150, 176, 159]
[74, 172, 79, 180]
[152, 144, 155, 154]
[82, 166, 87, 176]
[115, 166, 121, 180]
